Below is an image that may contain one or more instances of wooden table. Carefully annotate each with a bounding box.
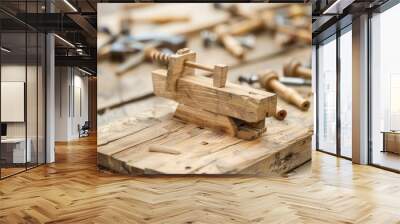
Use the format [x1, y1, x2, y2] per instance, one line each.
[382, 131, 400, 154]
[97, 3, 313, 175]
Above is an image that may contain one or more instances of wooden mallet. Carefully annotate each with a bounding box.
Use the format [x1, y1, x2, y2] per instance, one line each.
[259, 70, 310, 111]
[284, 59, 312, 80]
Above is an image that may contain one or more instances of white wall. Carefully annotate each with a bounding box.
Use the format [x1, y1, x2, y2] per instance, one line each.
[54, 67, 89, 141]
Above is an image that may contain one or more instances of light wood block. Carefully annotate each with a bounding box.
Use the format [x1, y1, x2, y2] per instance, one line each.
[152, 69, 277, 123]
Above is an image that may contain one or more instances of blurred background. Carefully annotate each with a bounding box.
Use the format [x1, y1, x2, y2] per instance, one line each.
[97, 3, 312, 127]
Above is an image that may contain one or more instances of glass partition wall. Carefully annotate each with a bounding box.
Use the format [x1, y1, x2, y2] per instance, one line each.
[316, 25, 352, 159]
[317, 35, 337, 155]
[0, 3, 46, 179]
[370, 3, 400, 171]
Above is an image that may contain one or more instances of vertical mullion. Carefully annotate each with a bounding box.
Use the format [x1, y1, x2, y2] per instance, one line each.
[44, 0, 47, 164]
[336, 28, 341, 157]
[25, 0, 28, 171]
[36, 0, 39, 167]
[367, 11, 373, 165]
[316, 45, 320, 151]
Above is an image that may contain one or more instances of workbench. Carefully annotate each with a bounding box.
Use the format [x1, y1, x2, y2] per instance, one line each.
[97, 3, 313, 175]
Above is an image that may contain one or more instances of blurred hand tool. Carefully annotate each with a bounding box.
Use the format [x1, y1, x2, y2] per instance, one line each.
[201, 30, 255, 49]
[228, 11, 311, 44]
[214, 24, 245, 59]
[115, 34, 187, 76]
[284, 59, 312, 80]
[130, 14, 190, 24]
[258, 70, 310, 111]
[100, 32, 187, 63]
[238, 74, 311, 86]
[238, 71, 310, 111]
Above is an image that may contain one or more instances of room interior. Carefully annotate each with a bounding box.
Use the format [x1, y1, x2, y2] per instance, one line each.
[0, 0, 97, 179]
[313, 0, 400, 172]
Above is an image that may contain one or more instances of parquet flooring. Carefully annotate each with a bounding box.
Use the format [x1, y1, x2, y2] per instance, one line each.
[1, 135, 400, 223]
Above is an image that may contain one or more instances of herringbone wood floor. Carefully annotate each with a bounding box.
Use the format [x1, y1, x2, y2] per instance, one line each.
[1, 135, 400, 224]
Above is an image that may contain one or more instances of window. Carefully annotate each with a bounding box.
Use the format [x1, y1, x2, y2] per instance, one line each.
[339, 27, 352, 158]
[370, 3, 400, 171]
[317, 36, 337, 154]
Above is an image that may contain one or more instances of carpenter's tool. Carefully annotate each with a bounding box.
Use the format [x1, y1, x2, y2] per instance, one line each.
[228, 11, 311, 44]
[150, 48, 277, 140]
[214, 25, 246, 59]
[130, 14, 190, 24]
[98, 26, 187, 62]
[258, 70, 310, 111]
[201, 30, 255, 49]
[115, 34, 187, 76]
[284, 59, 312, 80]
[238, 74, 311, 86]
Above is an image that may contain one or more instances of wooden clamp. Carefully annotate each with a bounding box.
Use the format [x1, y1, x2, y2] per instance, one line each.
[151, 48, 277, 140]
[258, 70, 310, 111]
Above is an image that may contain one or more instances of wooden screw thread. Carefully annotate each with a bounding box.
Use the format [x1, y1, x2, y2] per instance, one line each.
[147, 49, 171, 65]
[148, 49, 218, 73]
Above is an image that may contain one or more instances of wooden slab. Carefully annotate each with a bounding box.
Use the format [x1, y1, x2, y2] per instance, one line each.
[98, 94, 313, 175]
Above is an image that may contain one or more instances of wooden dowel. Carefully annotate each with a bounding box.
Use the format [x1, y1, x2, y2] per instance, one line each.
[184, 61, 214, 72]
[148, 145, 181, 155]
[274, 106, 287, 120]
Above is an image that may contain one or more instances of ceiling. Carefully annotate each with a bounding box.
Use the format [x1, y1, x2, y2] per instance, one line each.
[0, 0, 98, 74]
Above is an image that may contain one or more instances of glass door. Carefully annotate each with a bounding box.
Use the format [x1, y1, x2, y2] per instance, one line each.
[0, 1, 47, 179]
[317, 35, 337, 155]
[339, 26, 352, 159]
[370, 3, 400, 171]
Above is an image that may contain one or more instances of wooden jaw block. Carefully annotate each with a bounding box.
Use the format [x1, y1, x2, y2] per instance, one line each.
[166, 48, 196, 91]
[259, 70, 310, 111]
[213, 64, 228, 88]
[284, 60, 311, 80]
[174, 104, 266, 140]
[152, 69, 276, 123]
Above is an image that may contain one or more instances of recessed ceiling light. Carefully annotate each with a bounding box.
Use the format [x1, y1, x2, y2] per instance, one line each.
[63, 0, 78, 12]
[1, 47, 11, 53]
[54, 34, 75, 48]
[78, 67, 93, 76]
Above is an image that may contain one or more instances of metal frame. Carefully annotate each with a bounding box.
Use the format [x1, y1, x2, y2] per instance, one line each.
[315, 18, 353, 161]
